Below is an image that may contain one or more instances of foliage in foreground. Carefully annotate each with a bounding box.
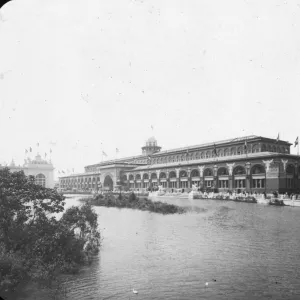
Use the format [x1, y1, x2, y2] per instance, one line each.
[82, 192, 186, 214]
[0, 168, 101, 294]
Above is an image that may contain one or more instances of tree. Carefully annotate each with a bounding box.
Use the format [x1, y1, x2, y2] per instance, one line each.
[0, 168, 100, 293]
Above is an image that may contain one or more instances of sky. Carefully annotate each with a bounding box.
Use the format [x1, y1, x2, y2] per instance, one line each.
[0, 0, 300, 179]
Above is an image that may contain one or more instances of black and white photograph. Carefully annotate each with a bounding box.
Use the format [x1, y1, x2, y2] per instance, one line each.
[1, 0, 300, 299]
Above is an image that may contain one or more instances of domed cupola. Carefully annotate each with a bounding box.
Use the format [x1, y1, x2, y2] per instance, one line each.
[141, 137, 161, 155]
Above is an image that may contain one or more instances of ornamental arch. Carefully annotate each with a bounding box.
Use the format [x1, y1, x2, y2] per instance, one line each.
[286, 164, 296, 189]
[251, 164, 266, 189]
[233, 165, 246, 175]
[179, 170, 188, 177]
[203, 168, 213, 188]
[203, 168, 213, 177]
[169, 171, 176, 178]
[217, 167, 229, 189]
[251, 164, 265, 175]
[35, 173, 46, 187]
[233, 166, 246, 189]
[254, 144, 261, 152]
[218, 167, 229, 176]
[286, 164, 295, 175]
[223, 148, 229, 156]
[151, 173, 157, 179]
[191, 169, 200, 177]
[103, 175, 114, 190]
[159, 172, 166, 179]
[231, 147, 236, 155]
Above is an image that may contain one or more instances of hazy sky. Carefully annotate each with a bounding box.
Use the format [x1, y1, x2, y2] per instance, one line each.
[0, 0, 300, 179]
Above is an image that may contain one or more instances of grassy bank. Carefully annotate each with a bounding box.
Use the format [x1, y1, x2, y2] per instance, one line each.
[80, 193, 186, 215]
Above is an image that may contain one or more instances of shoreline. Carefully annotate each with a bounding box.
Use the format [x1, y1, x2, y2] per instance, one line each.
[79, 193, 186, 214]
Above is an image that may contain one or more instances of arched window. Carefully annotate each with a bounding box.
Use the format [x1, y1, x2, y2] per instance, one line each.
[231, 147, 236, 155]
[251, 165, 265, 174]
[179, 170, 188, 177]
[136, 174, 141, 180]
[35, 174, 46, 187]
[169, 171, 176, 178]
[223, 148, 229, 156]
[191, 169, 199, 177]
[253, 144, 260, 153]
[218, 167, 228, 176]
[286, 165, 295, 174]
[151, 173, 157, 179]
[129, 174, 134, 180]
[159, 172, 166, 179]
[200, 152, 204, 159]
[233, 166, 246, 175]
[204, 168, 213, 176]
[237, 146, 243, 155]
[217, 149, 224, 157]
[143, 173, 149, 180]
[206, 151, 211, 158]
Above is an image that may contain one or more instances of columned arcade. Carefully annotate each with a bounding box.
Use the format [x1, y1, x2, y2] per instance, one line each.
[59, 136, 300, 194]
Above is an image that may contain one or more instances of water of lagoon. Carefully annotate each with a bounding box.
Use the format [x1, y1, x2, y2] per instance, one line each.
[14, 195, 300, 300]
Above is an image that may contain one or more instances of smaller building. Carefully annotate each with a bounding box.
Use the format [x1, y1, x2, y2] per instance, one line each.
[0, 154, 55, 188]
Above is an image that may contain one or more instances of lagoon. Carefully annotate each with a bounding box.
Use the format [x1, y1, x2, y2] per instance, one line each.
[15, 195, 300, 300]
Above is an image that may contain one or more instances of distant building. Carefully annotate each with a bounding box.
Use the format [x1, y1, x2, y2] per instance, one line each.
[0, 154, 55, 188]
[59, 135, 300, 194]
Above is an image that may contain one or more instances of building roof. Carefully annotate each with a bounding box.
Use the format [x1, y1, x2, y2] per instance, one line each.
[85, 154, 147, 168]
[151, 135, 290, 156]
[84, 135, 291, 168]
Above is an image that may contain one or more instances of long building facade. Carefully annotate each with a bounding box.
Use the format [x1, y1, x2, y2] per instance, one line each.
[59, 135, 300, 194]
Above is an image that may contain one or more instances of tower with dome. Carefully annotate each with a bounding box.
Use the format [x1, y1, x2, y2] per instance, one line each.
[141, 137, 162, 155]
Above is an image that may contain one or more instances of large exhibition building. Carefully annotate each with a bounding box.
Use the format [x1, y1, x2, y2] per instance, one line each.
[59, 135, 300, 194]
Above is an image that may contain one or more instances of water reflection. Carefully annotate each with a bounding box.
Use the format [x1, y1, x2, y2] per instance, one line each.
[15, 195, 300, 300]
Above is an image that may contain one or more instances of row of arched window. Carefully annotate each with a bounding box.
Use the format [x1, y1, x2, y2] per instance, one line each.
[124, 164, 297, 181]
[60, 176, 100, 185]
[150, 144, 289, 165]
